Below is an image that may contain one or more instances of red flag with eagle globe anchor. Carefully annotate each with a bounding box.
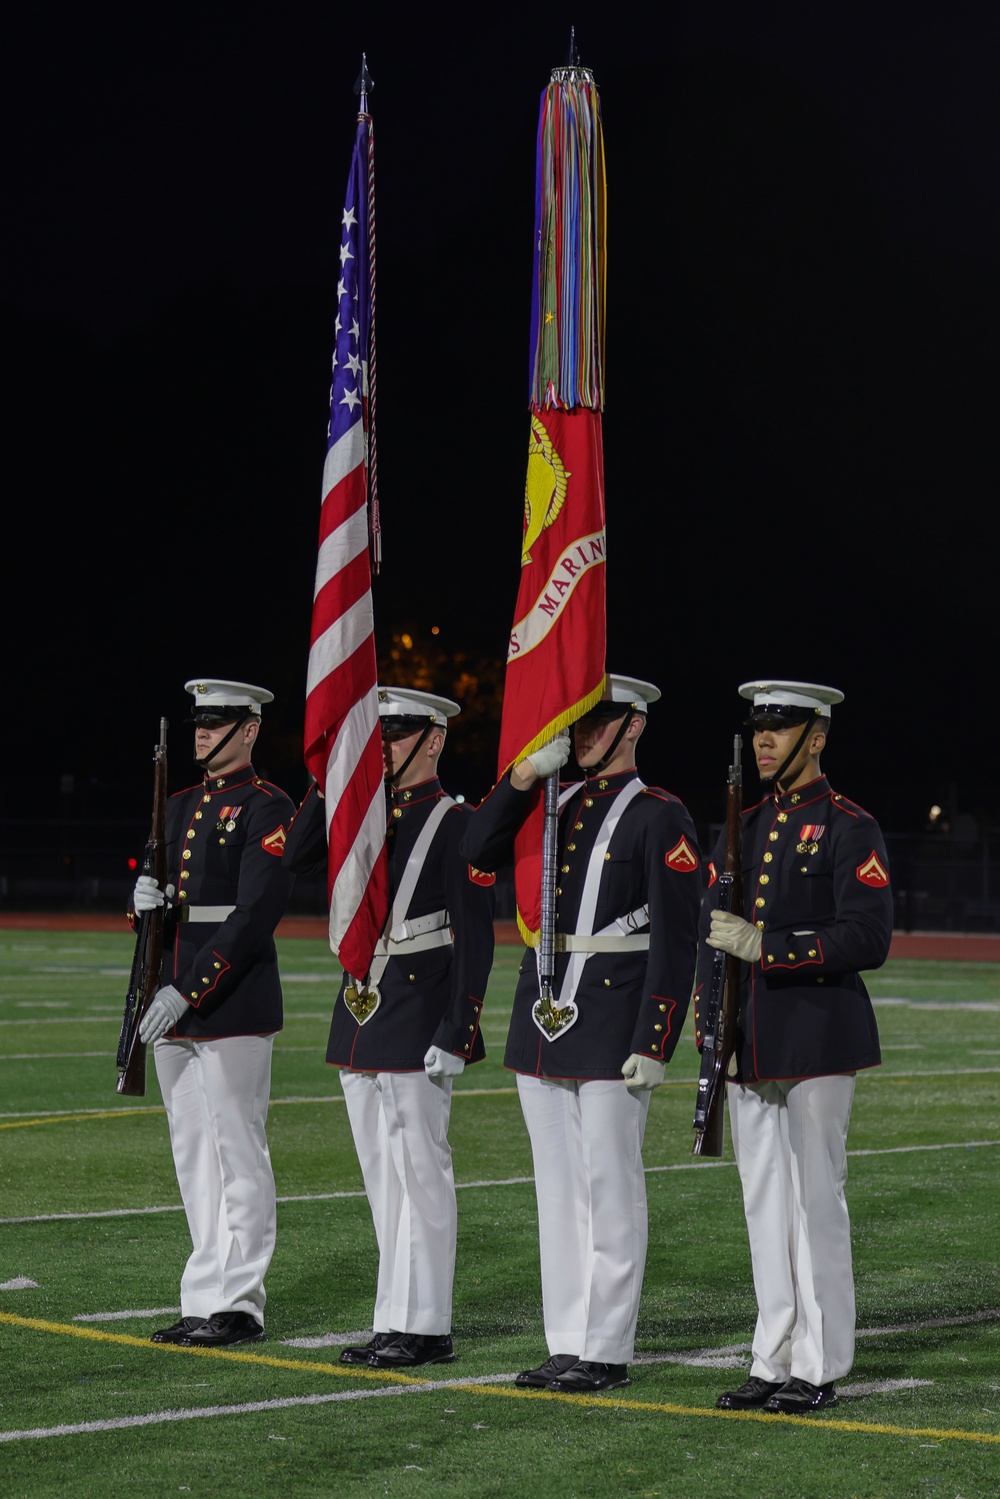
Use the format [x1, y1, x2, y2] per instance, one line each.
[497, 57, 608, 944]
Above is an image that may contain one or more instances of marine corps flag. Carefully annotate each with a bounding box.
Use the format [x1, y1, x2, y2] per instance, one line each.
[498, 51, 608, 943]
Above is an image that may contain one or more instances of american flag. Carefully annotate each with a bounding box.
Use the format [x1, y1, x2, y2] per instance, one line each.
[303, 109, 388, 980]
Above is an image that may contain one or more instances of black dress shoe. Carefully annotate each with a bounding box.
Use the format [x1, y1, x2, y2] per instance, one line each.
[762, 1378, 837, 1413]
[716, 1376, 786, 1410]
[547, 1360, 629, 1394]
[367, 1333, 455, 1369]
[340, 1332, 397, 1365]
[151, 1317, 206, 1344]
[514, 1354, 579, 1388]
[180, 1311, 265, 1347]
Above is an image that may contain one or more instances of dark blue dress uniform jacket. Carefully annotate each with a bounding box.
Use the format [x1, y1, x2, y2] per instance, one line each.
[146, 764, 295, 1040]
[460, 768, 702, 1081]
[283, 779, 496, 1072]
[694, 774, 892, 1083]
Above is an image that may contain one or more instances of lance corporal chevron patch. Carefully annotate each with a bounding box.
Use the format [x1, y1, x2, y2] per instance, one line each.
[666, 836, 699, 872]
[856, 850, 889, 887]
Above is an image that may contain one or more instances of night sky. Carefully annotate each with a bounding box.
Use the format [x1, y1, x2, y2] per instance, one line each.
[4, 5, 997, 839]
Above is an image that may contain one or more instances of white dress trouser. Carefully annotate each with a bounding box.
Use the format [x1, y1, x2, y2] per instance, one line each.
[729, 1074, 857, 1385]
[340, 1069, 457, 1336]
[154, 1035, 276, 1323]
[517, 1074, 651, 1365]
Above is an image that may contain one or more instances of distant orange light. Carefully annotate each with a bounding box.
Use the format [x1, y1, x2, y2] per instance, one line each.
[431, 625, 440, 636]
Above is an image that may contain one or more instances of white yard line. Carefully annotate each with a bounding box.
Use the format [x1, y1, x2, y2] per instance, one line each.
[5, 1139, 998, 1229]
[73, 1307, 180, 1323]
[0, 1377, 515, 1444]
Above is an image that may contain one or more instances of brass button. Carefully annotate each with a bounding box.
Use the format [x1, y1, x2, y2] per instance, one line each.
[216, 779, 226, 788]
[604, 852, 611, 861]
[182, 849, 191, 860]
[763, 852, 773, 863]
[598, 779, 609, 790]
[777, 812, 788, 823]
[392, 807, 403, 819]
[769, 831, 780, 842]
[791, 793, 800, 803]
[190, 991, 198, 999]
[202, 795, 211, 804]
[555, 887, 562, 896]
[186, 829, 195, 840]
[801, 866, 808, 873]
[567, 842, 577, 852]
[808, 949, 817, 958]
[178, 890, 187, 901]
[755, 897, 766, 908]
[180, 871, 189, 881]
[788, 952, 796, 961]
[574, 821, 584, 831]
[833, 795, 842, 802]
[755, 920, 764, 929]
[194, 811, 202, 820]
[604, 979, 611, 987]
[654, 1024, 663, 1032]
[463, 1044, 470, 1052]
[767, 954, 774, 963]
[659, 1003, 667, 1012]
[469, 1024, 475, 1032]
[201, 976, 209, 983]
[584, 798, 594, 808]
[561, 864, 570, 874]
[817, 977, 824, 984]
[409, 973, 416, 981]
[403, 790, 412, 801]
[219, 838, 226, 845]
[759, 875, 769, 885]
[214, 962, 221, 969]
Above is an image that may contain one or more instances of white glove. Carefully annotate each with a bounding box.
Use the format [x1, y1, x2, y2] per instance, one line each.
[133, 875, 164, 913]
[423, 1046, 466, 1082]
[622, 1053, 665, 1092]
[525, 730, 571, 779]
[707, 909, 762, 963]
[139, 985, 189, 1044]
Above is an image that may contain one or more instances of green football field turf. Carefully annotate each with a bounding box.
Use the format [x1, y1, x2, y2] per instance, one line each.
[1, 930, 998, 1497]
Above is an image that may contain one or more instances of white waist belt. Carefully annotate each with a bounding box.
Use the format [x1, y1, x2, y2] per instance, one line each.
[373, 928, 453, 959]
[555, 933, 650, 953]
[387, 909, 450, 943]
[181, 904, 236, 923]
[554, 902, 650, 954]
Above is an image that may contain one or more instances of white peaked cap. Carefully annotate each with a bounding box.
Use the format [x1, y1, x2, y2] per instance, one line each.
[184, 679, 274, 712]
[606, 674, 661, 711]
[738, 679, 844, 713]
[377, 687, 460, 725]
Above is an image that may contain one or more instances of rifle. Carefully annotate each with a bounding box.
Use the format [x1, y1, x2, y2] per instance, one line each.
[116, 718, 168, 1096]
[692, 733, 743, 1157]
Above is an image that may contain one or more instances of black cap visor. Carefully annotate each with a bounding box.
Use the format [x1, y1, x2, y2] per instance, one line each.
[745, 705, 818, 730]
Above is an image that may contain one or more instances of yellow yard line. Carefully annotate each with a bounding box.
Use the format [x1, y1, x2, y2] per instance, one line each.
[3, 1312, 998, 1445]
[0, 1312, 424, 1384]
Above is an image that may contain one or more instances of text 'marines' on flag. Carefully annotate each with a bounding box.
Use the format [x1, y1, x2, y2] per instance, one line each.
[303, 101, 388, 980]
[497, 60, 609, 943]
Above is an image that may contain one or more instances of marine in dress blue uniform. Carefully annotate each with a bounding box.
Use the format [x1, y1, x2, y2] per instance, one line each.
[133, 679, 295, 1348]
[461, 675, 702, 1394]
[283, 688, 496, 1369]
[699, 680, 892, 1415]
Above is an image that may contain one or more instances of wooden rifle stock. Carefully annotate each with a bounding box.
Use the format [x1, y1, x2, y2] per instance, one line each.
[116, 719, 168, 1096]
[692, 735, 743, 1157]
